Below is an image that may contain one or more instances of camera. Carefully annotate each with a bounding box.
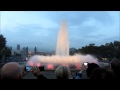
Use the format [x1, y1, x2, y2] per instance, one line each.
[83, 62, 88, 66]
[24, 66, 45, 71]
[25, 66, 32, 71]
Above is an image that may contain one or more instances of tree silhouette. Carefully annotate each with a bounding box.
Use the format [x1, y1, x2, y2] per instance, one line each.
[0, 35, 11, 62]
[0, 35, 7, 60]
[76, 41, 120, 61]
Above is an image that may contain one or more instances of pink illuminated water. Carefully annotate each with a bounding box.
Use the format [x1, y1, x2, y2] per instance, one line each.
[26, 54, 98, 70]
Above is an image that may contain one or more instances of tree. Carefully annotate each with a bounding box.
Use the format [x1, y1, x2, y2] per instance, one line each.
[0, 34, 7, 60]
[77, 41, 120, 60]
[113, 41, 120, 58]
[0, 35, 6, 51]
[4, 47, 11, 57]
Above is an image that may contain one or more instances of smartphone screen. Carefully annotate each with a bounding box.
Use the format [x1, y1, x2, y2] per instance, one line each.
[83, 63, 88, 69]
[84, 63, 88, 66]
[25, 66, 32, 71]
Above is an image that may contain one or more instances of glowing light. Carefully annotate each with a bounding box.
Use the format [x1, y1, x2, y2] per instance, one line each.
[27, 54, 98, 70]
[29, 61, 34, 66]
[47, 64, 54, 70]
[36, 63, 41, 67]
[75, 64, 81, 69]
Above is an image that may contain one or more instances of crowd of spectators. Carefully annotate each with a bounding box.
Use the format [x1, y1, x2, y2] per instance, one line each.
[0, 59, 120, 79]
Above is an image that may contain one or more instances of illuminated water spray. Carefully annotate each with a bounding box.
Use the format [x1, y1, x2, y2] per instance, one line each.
[56, 20, 69, 56]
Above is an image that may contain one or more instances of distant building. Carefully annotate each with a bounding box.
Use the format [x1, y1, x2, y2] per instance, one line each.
[17, 44, 20, 50]
[11, 50, 15, 56]
[28, 51, 32, 57]
[21, 47, 29, 59]
[26, 47, 28, 57]
[34, 47, 37, 54]
[22, 47, 26, 55]
[37, 52, 47, 55]
[16, 44, 20, 54]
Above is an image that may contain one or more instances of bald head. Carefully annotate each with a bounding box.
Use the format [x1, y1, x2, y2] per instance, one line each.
[1, 62, 22, 79]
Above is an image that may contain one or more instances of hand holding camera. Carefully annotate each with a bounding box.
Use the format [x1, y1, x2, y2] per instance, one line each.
[80, 62, 88, 72]
[32, 66, 41, 77]
[24, 66, 44, 72]
[76, 62, 88, 77]
[24, 66, 45, 77]
[21, 65, 29, 77]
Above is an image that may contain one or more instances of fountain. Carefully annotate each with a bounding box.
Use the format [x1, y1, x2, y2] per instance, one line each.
[27, 20, 98, 70]
[56, 20, 69, 56]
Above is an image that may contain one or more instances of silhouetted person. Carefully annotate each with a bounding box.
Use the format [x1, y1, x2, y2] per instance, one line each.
[75, 63, 100, 79]
[90, 68, 115, 79]
[86, 63, 100, 79]
[75, 63, 86, 79]
[110, 59, 120, 79]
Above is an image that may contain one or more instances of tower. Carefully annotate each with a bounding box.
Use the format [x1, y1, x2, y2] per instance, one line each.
[26, 47, 28, 57]
[34, 47, 37, 54]
[16, 44, 20, 54]
[17, 44, 20, 50]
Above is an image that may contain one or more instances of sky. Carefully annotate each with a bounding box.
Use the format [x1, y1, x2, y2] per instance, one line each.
[0, 11, 120, 52]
